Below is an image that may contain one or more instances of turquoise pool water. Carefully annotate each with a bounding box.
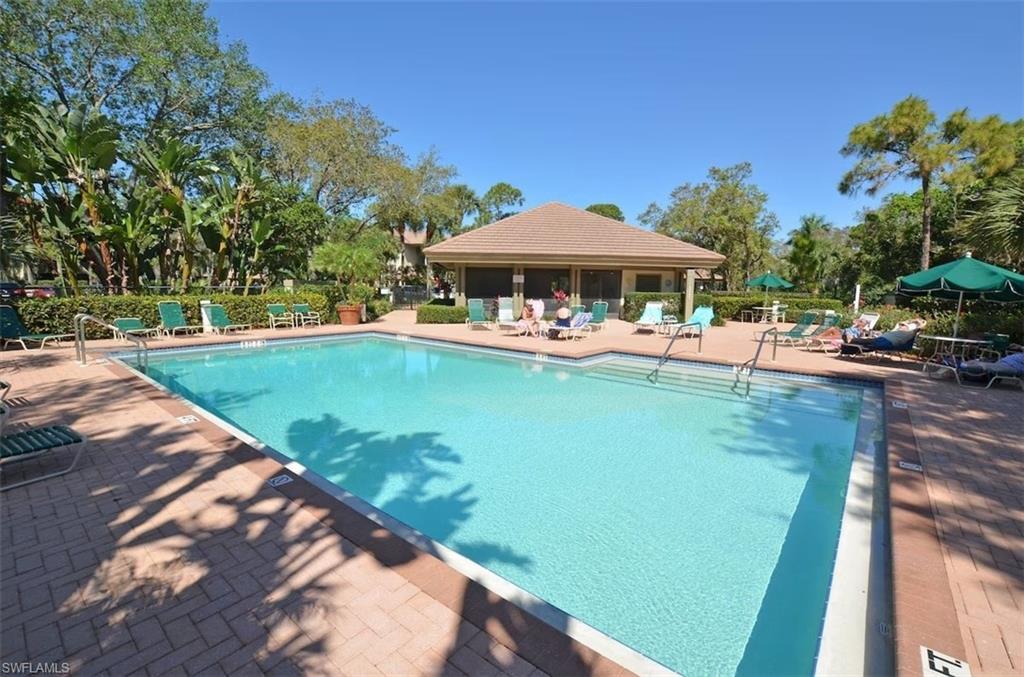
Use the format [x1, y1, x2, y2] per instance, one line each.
[142, 336, 867, 675]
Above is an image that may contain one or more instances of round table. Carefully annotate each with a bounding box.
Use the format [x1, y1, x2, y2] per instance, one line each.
[918, 335, 992, 372]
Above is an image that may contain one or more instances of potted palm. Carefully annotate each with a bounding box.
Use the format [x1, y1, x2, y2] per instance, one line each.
[311, 236, 388, 324]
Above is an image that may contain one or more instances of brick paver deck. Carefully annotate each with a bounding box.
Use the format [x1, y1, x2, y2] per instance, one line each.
[1, 313, 1020, 675]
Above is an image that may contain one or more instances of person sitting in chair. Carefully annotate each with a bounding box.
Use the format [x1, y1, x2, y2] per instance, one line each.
[547, 306, 572, 339]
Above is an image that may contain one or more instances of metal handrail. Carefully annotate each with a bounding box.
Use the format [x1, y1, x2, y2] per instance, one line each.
[647, 321, 704, 384]
[73, 313, 149, 372]
[730, 327, 780, 400]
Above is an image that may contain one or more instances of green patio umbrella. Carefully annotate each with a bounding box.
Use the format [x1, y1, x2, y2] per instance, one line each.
[896, 253, 1024, 337]
[745, 272, 794, 306]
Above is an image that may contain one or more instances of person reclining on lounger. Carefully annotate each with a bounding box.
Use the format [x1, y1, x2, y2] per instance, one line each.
[546, 306, 572, 339]
[959, 350, 1024, 377]
[817, 317, 871, 343]
[839, 319, 927, 355]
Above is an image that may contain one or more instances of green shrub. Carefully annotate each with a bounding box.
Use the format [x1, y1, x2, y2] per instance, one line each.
[416, 304, 468, 324]
[367, 298, 393, 320]
[621, 293, 684, 322]
[11, 292, 330, 339]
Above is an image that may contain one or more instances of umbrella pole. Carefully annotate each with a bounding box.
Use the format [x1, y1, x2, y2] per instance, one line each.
[953, 290, 963, 338]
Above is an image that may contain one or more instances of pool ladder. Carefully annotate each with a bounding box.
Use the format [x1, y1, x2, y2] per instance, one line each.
[74, 313, 149, 372]
[732, 327, 779, 398]
[646, 321, 704, 384]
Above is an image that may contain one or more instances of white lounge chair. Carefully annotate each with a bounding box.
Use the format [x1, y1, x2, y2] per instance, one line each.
[633, 302, 664, 333]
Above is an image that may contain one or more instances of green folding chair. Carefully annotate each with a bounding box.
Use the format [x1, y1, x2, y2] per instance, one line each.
[1, 305, 72, 350]
[157, 301, 202, 336]
[206, 305, 250, 334]
[466, 299, 489, 328]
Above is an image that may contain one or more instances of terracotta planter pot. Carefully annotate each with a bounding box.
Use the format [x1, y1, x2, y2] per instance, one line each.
[336, 304, 362, 325]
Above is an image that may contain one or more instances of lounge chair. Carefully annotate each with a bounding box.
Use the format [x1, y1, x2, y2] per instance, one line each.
[1, 305, 73, 350]
[113, 317, 160, 340]
[207, 305, 250, 334]
[679, 305, 715, 338]
[292, 303, 321, 327]
[157, 301, 203, 336]
[547, 312, 593, 341]
[633, 302, 664, 333]
[1, 424, 88, 492]
[590, 301, 609, 331]
[570, 304, 585, 317]
[958, 351, 1024, 390]
[494, 297, 528, 335]
[772, 311, 818, 346]
[267, 303, 295, 329]
[839, 327, 920, 359]
[806, 312, 880, 353]
[796, 313, 841, 348]
[466, 299, 489, 329]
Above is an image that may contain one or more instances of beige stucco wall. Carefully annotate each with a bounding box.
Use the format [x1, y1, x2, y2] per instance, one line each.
[621, 269, 679, 294]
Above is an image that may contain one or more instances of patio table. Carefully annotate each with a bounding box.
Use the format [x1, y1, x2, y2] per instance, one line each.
[751, 305, 787, 323]
[919, 335, 992, 374]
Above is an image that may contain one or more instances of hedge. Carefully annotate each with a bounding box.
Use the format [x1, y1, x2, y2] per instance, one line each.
[620, 293, 684, 322]
[10, 292, 330, 339]
[416, 304, 469, 324]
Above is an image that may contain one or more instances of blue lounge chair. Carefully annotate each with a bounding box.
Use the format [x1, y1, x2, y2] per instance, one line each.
[466, 299, 490, 329]
[633, 302, 664, 333]
[1, 305, 73, 350]
[839, 327, 920, 359]
[679, 305, 715, 337]
[1, 424, 88, 492]
[158, 301, 202, 336]
[548, 312, 593, 341]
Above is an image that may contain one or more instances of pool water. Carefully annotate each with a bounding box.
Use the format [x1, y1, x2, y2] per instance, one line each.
[143, 336, 868, 675]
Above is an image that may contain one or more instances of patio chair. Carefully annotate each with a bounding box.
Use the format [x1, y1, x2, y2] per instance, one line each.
[570, 304, 585, 317]
[0, 424, 88, 492]
[957, 351, 1024, 391]
[633, 302, 664, 333]
[494, 297, 528, 335]
[292, 303, 322, 327]
[797, 313, 841, 348]
[547, 312, 593, 341]
[590, 301, 609, 331]
[774, 311, 818, 347]
[1, 305, 73, 350]
[113, 317, 160, 340]
[466, 299, 490, 329]
[207, 305, 250, 334]
[679, 305, 715, 338]
[157, 301, 203, 336]
[267, 303, 295, 329]
[839, 327, 920, 360]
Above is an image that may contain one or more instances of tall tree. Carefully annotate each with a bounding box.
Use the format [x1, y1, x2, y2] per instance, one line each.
[786, 214, 832, 293]
[473, 182, 524, 226]
[585, 203, 625, 221]
[639, 163, 778, 288]
[839, 95, 1016, 269]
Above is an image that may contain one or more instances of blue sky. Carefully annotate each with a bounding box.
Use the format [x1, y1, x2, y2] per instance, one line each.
[209, 1, 1023, 236]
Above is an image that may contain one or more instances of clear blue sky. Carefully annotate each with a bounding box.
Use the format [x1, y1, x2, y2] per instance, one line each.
[209, 1, 1023, 236]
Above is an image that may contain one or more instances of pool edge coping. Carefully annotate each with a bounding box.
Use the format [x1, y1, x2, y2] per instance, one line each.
[106, 327, 969, 677]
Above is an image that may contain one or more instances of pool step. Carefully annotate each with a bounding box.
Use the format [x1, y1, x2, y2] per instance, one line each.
[585, 361, 858, 419]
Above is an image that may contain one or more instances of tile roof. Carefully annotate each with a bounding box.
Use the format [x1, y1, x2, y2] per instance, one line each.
[423, 202, 725, 267]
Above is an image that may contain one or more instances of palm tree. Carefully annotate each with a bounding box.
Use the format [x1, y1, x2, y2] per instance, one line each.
[962, 167, 1024, 268]
[786, 214, 832, 293]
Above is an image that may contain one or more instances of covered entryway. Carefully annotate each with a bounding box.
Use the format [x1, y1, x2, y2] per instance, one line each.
[580, 269, 622, 315]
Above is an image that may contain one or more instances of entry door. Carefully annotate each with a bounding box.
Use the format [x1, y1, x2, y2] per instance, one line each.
[580, 270, 622, 315]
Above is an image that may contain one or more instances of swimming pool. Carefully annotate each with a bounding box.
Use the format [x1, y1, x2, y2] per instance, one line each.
[135, 335, 882, 675]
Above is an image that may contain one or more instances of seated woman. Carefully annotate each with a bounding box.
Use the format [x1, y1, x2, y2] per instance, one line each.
[818, 317, 871, 343]
[518, 301, 539, 336]
[546, 306, 572, 339]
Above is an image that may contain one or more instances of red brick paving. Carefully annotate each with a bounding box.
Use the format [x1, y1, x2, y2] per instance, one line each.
[2, 314, 1021, 675]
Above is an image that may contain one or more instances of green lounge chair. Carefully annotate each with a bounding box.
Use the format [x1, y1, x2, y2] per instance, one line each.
[157, 301, 202, 336]
[1, 424, 87, 492]
[1, 305, 72, 350]
[590, 301, 609, 331]
[802, 313, 841, 346]
[633, 302, 664, 333]
[113, 317, 160, 340]
[466, 299, 489, 329]
[776, 311, 819, 346]
[206, 305, 249, 334]
[292, 303, 321, 327]
[267, 303, 295, 329]
[570, 304, 585, 317]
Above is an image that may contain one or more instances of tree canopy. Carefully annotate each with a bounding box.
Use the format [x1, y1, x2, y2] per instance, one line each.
[585, 203, 625, 221]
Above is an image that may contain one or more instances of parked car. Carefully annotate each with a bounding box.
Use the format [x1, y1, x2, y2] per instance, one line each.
[0, 282, 26, 301]
[23, 286, 58, 299]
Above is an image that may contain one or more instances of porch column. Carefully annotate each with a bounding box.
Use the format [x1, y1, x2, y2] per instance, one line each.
[684, 268, 696, 320]
[569, 266, 580, 306]
[455, 265, 466, 307]
[513, 265, 524, 315]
